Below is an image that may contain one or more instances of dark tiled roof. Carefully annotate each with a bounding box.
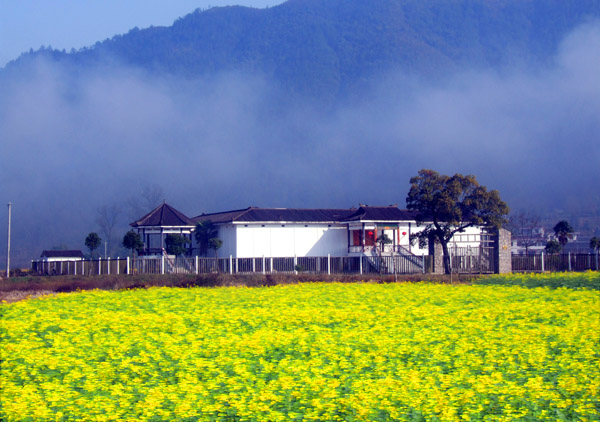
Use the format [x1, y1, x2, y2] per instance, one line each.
[194, 206, 417, 224]
[193, 208, 253, 224]
[194, 207, 357, 223]
[131, 202, 195, 227]
[341, 206, 418, 222]
[41, 250, 84, 258]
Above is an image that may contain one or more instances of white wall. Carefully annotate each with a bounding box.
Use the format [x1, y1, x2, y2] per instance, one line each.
[214, 222, 487, 258]
[406, 224, 487, 256]
[449, 226, 486, 249]
[215, 225, 237, 257]
[233, 224, 348, 258]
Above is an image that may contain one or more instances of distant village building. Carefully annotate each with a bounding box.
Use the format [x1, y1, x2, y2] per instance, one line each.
[511, 227, 596, 255]
[40, 250, 85, 262]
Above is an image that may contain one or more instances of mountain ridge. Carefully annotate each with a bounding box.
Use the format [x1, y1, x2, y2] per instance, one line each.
[4, 0, 600, 100]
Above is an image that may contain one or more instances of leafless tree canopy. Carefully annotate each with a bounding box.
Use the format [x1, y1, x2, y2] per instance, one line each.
[507, 211, 543, 254]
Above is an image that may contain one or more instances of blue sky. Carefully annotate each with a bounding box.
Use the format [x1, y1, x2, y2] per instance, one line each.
[0, 0, 283, 67]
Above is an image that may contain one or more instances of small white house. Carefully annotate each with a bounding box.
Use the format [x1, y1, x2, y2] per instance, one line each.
[40, 250, 85, 262]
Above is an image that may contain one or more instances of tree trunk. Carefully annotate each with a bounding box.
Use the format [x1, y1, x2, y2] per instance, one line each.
[441, 240, 452, 275]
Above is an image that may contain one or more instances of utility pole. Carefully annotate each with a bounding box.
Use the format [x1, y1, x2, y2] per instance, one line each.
[7, 202, 12, 278]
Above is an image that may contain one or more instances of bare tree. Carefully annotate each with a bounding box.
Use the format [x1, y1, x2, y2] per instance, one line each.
[127, 184, 164, 221]
[96, 204, 121, 256]
[506, 211, 543, 255]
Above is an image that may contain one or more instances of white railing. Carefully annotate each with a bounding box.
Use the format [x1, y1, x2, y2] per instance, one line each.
[31, 254, 428, 276]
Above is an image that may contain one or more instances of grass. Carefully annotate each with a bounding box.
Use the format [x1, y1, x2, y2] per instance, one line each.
[0, 272, 479, 303]
[474, 271, 600, 290]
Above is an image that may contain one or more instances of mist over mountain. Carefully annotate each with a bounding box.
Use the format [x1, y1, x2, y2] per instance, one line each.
[1, 0, 600, 266]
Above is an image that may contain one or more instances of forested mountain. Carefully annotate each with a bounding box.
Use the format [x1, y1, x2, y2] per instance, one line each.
[5, 0, 600, 100]
[2, 0, 600, 267]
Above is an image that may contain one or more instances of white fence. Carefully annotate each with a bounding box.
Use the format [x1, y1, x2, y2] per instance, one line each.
[32, 254, 429, 276]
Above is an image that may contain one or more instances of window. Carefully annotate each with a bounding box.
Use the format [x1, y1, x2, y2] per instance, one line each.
[365, 230, 376, 246]
[351, 230, 362, 246]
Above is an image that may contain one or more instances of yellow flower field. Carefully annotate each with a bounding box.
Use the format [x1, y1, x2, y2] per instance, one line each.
[1, 282, 599, 421]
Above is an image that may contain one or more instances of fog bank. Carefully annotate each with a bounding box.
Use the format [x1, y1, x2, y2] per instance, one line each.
[1, 21, 599, 266]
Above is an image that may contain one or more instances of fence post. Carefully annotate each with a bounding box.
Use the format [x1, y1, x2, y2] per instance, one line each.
[107, 257, 110, 275]
[252, 258, 256, 273]
[126, 256, 130, 275]
[568, 252, 572, 272]
[161, 255, 165, 275]
[270, 257, 273, 273]
[327, 254, 331, 275]
[262, 256, 266, 275]
[359, 256, 363, 275]
[229, 256, 233, 274]
[541, 252, 545, 272]
[195, 256, 199, 275]
[294, 255, 298, 275]
[98, 258, 102, 275]
[422, 255, 425, 274]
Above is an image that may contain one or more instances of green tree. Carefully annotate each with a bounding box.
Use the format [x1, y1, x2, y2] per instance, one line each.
[553, 220, 574, 249]
[545, 239, 562, 254]
[165, 234, 190, 256]
[85, 232, 102, 259]
[122, 230, 144, 257]
[208, 238, 223, 259]
[406, 169, 509, 274]
[590, 236, 600, 252]
[376, 233, 392, 252]
[194, 220, 218, 256]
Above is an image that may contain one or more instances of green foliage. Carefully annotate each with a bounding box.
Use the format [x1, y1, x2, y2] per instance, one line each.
[122, 230, 144, 256]
[474, 271, 600, 290]
[208, 238, 223, 259]
[84, 232, 102, 258]
[377, 233, 392, 246]
[194, 220, 218, 256]
[545, 239, 562, 254]
[165, 234, 190, 256]
[553, 220, 574, 248]
[591, 236, 600, 252]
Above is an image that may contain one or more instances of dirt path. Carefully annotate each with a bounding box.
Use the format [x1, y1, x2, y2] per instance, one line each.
[1, 290, 58, 304]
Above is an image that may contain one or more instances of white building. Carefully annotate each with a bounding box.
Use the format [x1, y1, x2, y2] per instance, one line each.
[132, 203, 487, 259]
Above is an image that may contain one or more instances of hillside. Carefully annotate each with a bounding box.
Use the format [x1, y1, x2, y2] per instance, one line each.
[5, 0, 600, 99]
[1, 0, 599, 268]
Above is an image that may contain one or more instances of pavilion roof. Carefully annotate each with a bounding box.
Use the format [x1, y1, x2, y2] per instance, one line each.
[130, 202, 195, 227]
